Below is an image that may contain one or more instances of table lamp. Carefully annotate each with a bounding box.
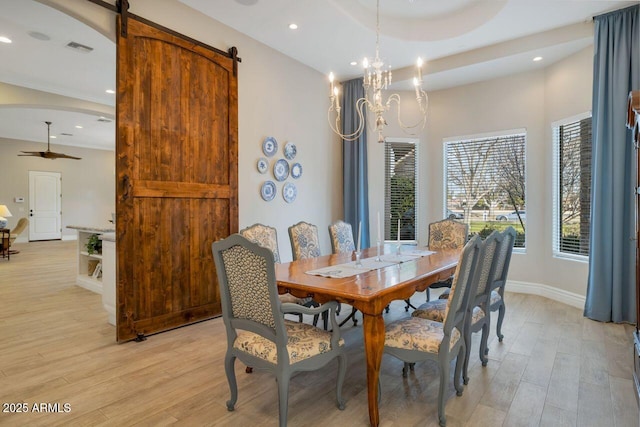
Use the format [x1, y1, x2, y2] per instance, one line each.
[0, 205, 12, 229]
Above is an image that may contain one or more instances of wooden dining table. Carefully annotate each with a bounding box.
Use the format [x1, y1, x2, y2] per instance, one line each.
[275, 245, 460, 427]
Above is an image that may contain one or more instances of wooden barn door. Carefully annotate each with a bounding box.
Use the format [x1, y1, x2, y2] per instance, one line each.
[116, 17, 238, 342]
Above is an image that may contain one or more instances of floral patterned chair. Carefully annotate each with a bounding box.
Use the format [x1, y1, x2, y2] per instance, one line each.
[384, 235, 481, 427]
[412, 231, 502, 384]
[212, 234, 347, 427]
[327, 220, 360, 326]
[405, 218, 469, 311]
[288, 221, 322, 261]
[327, 220, 356, 254]
[239, 223, 317, 324]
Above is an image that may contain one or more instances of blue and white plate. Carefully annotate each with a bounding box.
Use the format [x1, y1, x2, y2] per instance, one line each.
[273, 158, 289, 181]
[257, 157, 269, 174]
[284, 142, 297, 160]
[283, 182, 297, 203]
[260, 181, 276, 202]
[262, 136, 278, 157]
[291, 162, 302, 179]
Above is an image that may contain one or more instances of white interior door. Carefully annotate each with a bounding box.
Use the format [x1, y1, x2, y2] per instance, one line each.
[29, 171, 62, 241]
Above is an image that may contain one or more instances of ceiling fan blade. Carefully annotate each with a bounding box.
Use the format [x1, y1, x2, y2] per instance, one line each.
[47, 152, 82, 160]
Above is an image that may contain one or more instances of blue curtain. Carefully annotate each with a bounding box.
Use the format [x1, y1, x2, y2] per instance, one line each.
[341, 78, 370, 249]
[584, 5, 639, 323]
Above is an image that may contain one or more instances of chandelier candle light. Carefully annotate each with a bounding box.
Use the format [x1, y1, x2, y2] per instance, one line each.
[328, 0, 428, 143]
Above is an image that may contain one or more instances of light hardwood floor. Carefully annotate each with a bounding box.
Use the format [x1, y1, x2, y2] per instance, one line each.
[0, 240, 637, 427]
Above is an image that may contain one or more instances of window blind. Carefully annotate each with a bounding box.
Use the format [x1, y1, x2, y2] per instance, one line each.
[553, 116, 591, 258]
[444, 132, 526, 248]
[384, 140, 418, 242]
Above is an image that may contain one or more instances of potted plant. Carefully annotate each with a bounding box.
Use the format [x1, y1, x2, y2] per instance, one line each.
[86, 233, 102, 255]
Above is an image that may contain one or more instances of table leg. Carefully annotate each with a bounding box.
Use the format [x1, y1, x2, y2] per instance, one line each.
[362, 312, 385, 427]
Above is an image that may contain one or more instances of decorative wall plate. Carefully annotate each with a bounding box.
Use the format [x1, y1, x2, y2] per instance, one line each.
[257, 157, 268, 174]
[284, 142, 297, 160]
[262, 136, 278, 157]
[273, 158, 289, 181]
[291, 162, 302, 179]
[260, 181, 276, 201]
[283, 182, 297, 203]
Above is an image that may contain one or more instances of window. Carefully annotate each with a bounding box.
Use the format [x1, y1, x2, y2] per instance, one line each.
[552, 113, 592, 259]
[384, 138, 418, 242]
[444, 130, 526, 248]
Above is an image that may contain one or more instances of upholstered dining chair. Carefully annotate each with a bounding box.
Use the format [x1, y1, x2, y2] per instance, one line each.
[487, 226, 517, 344]
[404, 218, 469, 310]
[384, 235, 482, 427]
[327, 220, 356, 254]
[288, 221, 322, 261]
[8, 218, 28, 254]
[239, 223, 318, 324]
[327, 220, 359, 326]
[412, 231, 502, 384]
[212, 234, 347, 427]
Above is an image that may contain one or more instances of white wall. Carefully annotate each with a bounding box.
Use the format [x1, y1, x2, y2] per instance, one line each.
[41, 0, 342, 261]
[368, 47, 593, 302]
[0, 138, 115, 239]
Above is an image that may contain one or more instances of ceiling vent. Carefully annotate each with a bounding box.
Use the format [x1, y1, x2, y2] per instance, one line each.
[60, 133, 73, 136]
[66, 41, 93, 53]
[97, 117, 112, 123]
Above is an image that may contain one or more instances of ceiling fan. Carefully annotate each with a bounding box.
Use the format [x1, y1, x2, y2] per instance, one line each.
[18, 121, 82, 160]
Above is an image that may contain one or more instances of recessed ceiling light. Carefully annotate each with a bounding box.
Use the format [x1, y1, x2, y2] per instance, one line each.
[0, 36, 11, 44]
[533, 56, 543, 62]
[106, 89, 115, 94]
[75, 125, 83, 129]
[289, 23, 298, 30]
[350, 61, 358, 66]
[50, 135, 57, 139]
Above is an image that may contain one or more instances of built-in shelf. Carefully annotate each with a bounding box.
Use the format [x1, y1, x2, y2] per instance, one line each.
[80, 251, 103, 259]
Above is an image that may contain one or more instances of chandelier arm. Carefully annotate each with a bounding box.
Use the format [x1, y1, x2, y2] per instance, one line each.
[327, 97, 368, 141]
[386, 93, 428, 133]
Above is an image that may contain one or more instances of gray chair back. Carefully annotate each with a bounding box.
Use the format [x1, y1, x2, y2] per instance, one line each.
[471, 231, 502, 308]
[490, 226, 517, 295]
[212, 234, 286, 345]
[442, 235, 482, 338]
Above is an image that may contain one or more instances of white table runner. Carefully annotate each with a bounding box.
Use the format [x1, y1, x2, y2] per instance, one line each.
[305, 249, 435, 279]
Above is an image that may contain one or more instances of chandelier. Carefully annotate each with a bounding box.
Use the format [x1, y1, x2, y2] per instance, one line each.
[328, 0, 428, 143]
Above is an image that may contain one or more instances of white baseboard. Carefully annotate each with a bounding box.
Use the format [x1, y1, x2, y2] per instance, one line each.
[507, 280, 585, 310]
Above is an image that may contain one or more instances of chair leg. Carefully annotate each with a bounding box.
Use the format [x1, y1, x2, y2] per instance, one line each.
[479, 322, 490, 366]
[404, 298, 417, 311]
[454, 344, 465, 396]
[437, 356, 449, 427]
[497, 303, 506, 342]
[322, 311, 328, 330]
[276, 372, 291, 427]
[463, 326, 471, 385]
[224, 353, 238, 411]
[338, 307, 358, 327]
[426, 287, 431, 301]
[336, 353, 347, 410]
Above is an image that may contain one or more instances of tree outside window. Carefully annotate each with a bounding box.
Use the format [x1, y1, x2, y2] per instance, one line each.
[444, 132, 526, 247]
[553, 115, 591, 258]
